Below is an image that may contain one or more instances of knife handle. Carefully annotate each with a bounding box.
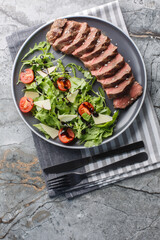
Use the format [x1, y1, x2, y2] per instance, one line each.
[45, 141, 145, 175]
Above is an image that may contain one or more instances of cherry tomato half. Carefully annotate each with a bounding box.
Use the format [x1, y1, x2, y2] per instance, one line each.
[20, 68, 34, 84]
[19, 97, 34, 113]
[78, 102, 94, 116]
[58, 128, 75, 144]
[57, 77, 71, 92]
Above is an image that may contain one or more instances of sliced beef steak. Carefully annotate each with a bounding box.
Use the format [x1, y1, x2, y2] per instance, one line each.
[83, 43, 117, 71]
[80, 34, 110, 61]
[91, 53, 125, 79]
[61, 22, 90, 54]
[105, 74, 134, 99]
[52, 21, 81, 51]
[47, 19, 143, 110]
[113, 81, 143, 109]
[72, 27, 101, 57]
[46, 19, 67, 44]
[98, 63, 132, 88]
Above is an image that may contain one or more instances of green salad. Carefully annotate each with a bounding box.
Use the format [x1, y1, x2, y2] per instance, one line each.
[18, 41, 118, 147]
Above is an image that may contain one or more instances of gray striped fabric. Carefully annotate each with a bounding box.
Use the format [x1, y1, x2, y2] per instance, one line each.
[64, 1, 160, 199]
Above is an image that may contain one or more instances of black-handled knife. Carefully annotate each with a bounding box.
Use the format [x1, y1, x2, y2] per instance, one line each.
[44, 141, 144, 174]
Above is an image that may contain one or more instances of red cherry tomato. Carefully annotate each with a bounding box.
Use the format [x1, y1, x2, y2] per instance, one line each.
[78, 102, 94, 116]
[19, 97, 34, 113]
[57, 77, 71, 92]
[58, 128, 75, 144]
[20, 68, 34, 84]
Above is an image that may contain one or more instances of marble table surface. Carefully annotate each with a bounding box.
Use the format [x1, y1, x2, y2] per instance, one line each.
[1, 0, 160, 239]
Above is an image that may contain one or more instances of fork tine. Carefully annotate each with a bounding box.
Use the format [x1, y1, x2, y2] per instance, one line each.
[48, 181, 70, 189]
[47, 180, 67, 188]
[47, 176, 70, 187]
[48, 182, 70, 190]
[47, 177, 66, 185]
[47, 175, 70, 185]
[48, 176, 72, 189]
[47, 176, 65, 183]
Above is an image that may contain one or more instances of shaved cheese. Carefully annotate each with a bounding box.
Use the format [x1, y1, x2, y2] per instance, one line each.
[58, 114, 77, 122]
[47, 66, 56, 74]
[40, 123, 58, 139]
[37, 70, 48, 78]
[34, 99, 51, 110]
[24, 91, 39, 99]
[37, 66, 56, 77]
[67, 90, 79, 103]
[92, 113, 113, 125]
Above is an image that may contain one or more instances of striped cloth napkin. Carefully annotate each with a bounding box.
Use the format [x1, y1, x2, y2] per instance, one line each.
[61, 1, 160, 199]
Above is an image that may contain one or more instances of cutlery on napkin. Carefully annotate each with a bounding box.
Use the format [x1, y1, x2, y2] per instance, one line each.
[47, 151, 148, 193]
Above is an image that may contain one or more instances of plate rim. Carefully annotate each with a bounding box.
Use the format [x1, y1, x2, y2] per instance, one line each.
[11, 15, 147, 149]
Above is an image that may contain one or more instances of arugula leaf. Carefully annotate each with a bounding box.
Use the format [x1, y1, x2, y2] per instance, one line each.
[98, 87, 105, 98]
[73, 117, 87, 139]
[79, 127, 103, 147]
[80, 127, 102, 141]
[80, 125, 114, 147]
[100, 108, 111, 115]
[57, 59, 65, 73]
[65, 63, 95, 81]
[102, 127, 114, 138]
[69, 77, 85, 91]
[83, 70, 94, 80]
[81, 113, 91, 122]
[25, 82, 37, 90]
[22, 42, 50, 60]
[35, 75, 43, 85]
[66, 64, 76, 77]
[79, 111, 119, 146]
[34, 110, 60, 129]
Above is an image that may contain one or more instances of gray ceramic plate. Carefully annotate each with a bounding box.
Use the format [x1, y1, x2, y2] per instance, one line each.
[11, 15, 147, 149]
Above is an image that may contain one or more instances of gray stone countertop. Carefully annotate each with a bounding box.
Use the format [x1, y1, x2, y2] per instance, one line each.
[1, 0, 160, 239]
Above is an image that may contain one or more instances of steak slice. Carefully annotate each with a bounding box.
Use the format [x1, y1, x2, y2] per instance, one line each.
[72, 27, 101, 57]
[113, 81, 143, 109]
[52, 21, 81, 51]
[80, 34, 110, 61]
[46, 19, 67, 45]
[98, 63, 132, 88]
[83, 43, 118, 71]
[91, 53, 125, 79]
[61, 22, 90, 54]
[105, 74, 134, 99]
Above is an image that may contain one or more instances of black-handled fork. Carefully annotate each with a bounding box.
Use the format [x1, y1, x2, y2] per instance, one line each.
[47, 151, 148, 192]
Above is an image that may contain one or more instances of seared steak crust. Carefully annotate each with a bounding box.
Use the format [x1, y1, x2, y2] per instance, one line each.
[61, 22, 90, 54]
[83, 43, 117, 71]
[52, 21, 81, 51]
[46, 19, 67, 44]
[91, 54, 125, 79]
[98, 63, 132, 88]
[80, 34, 110, 61]
[72, 27, 101, 57]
